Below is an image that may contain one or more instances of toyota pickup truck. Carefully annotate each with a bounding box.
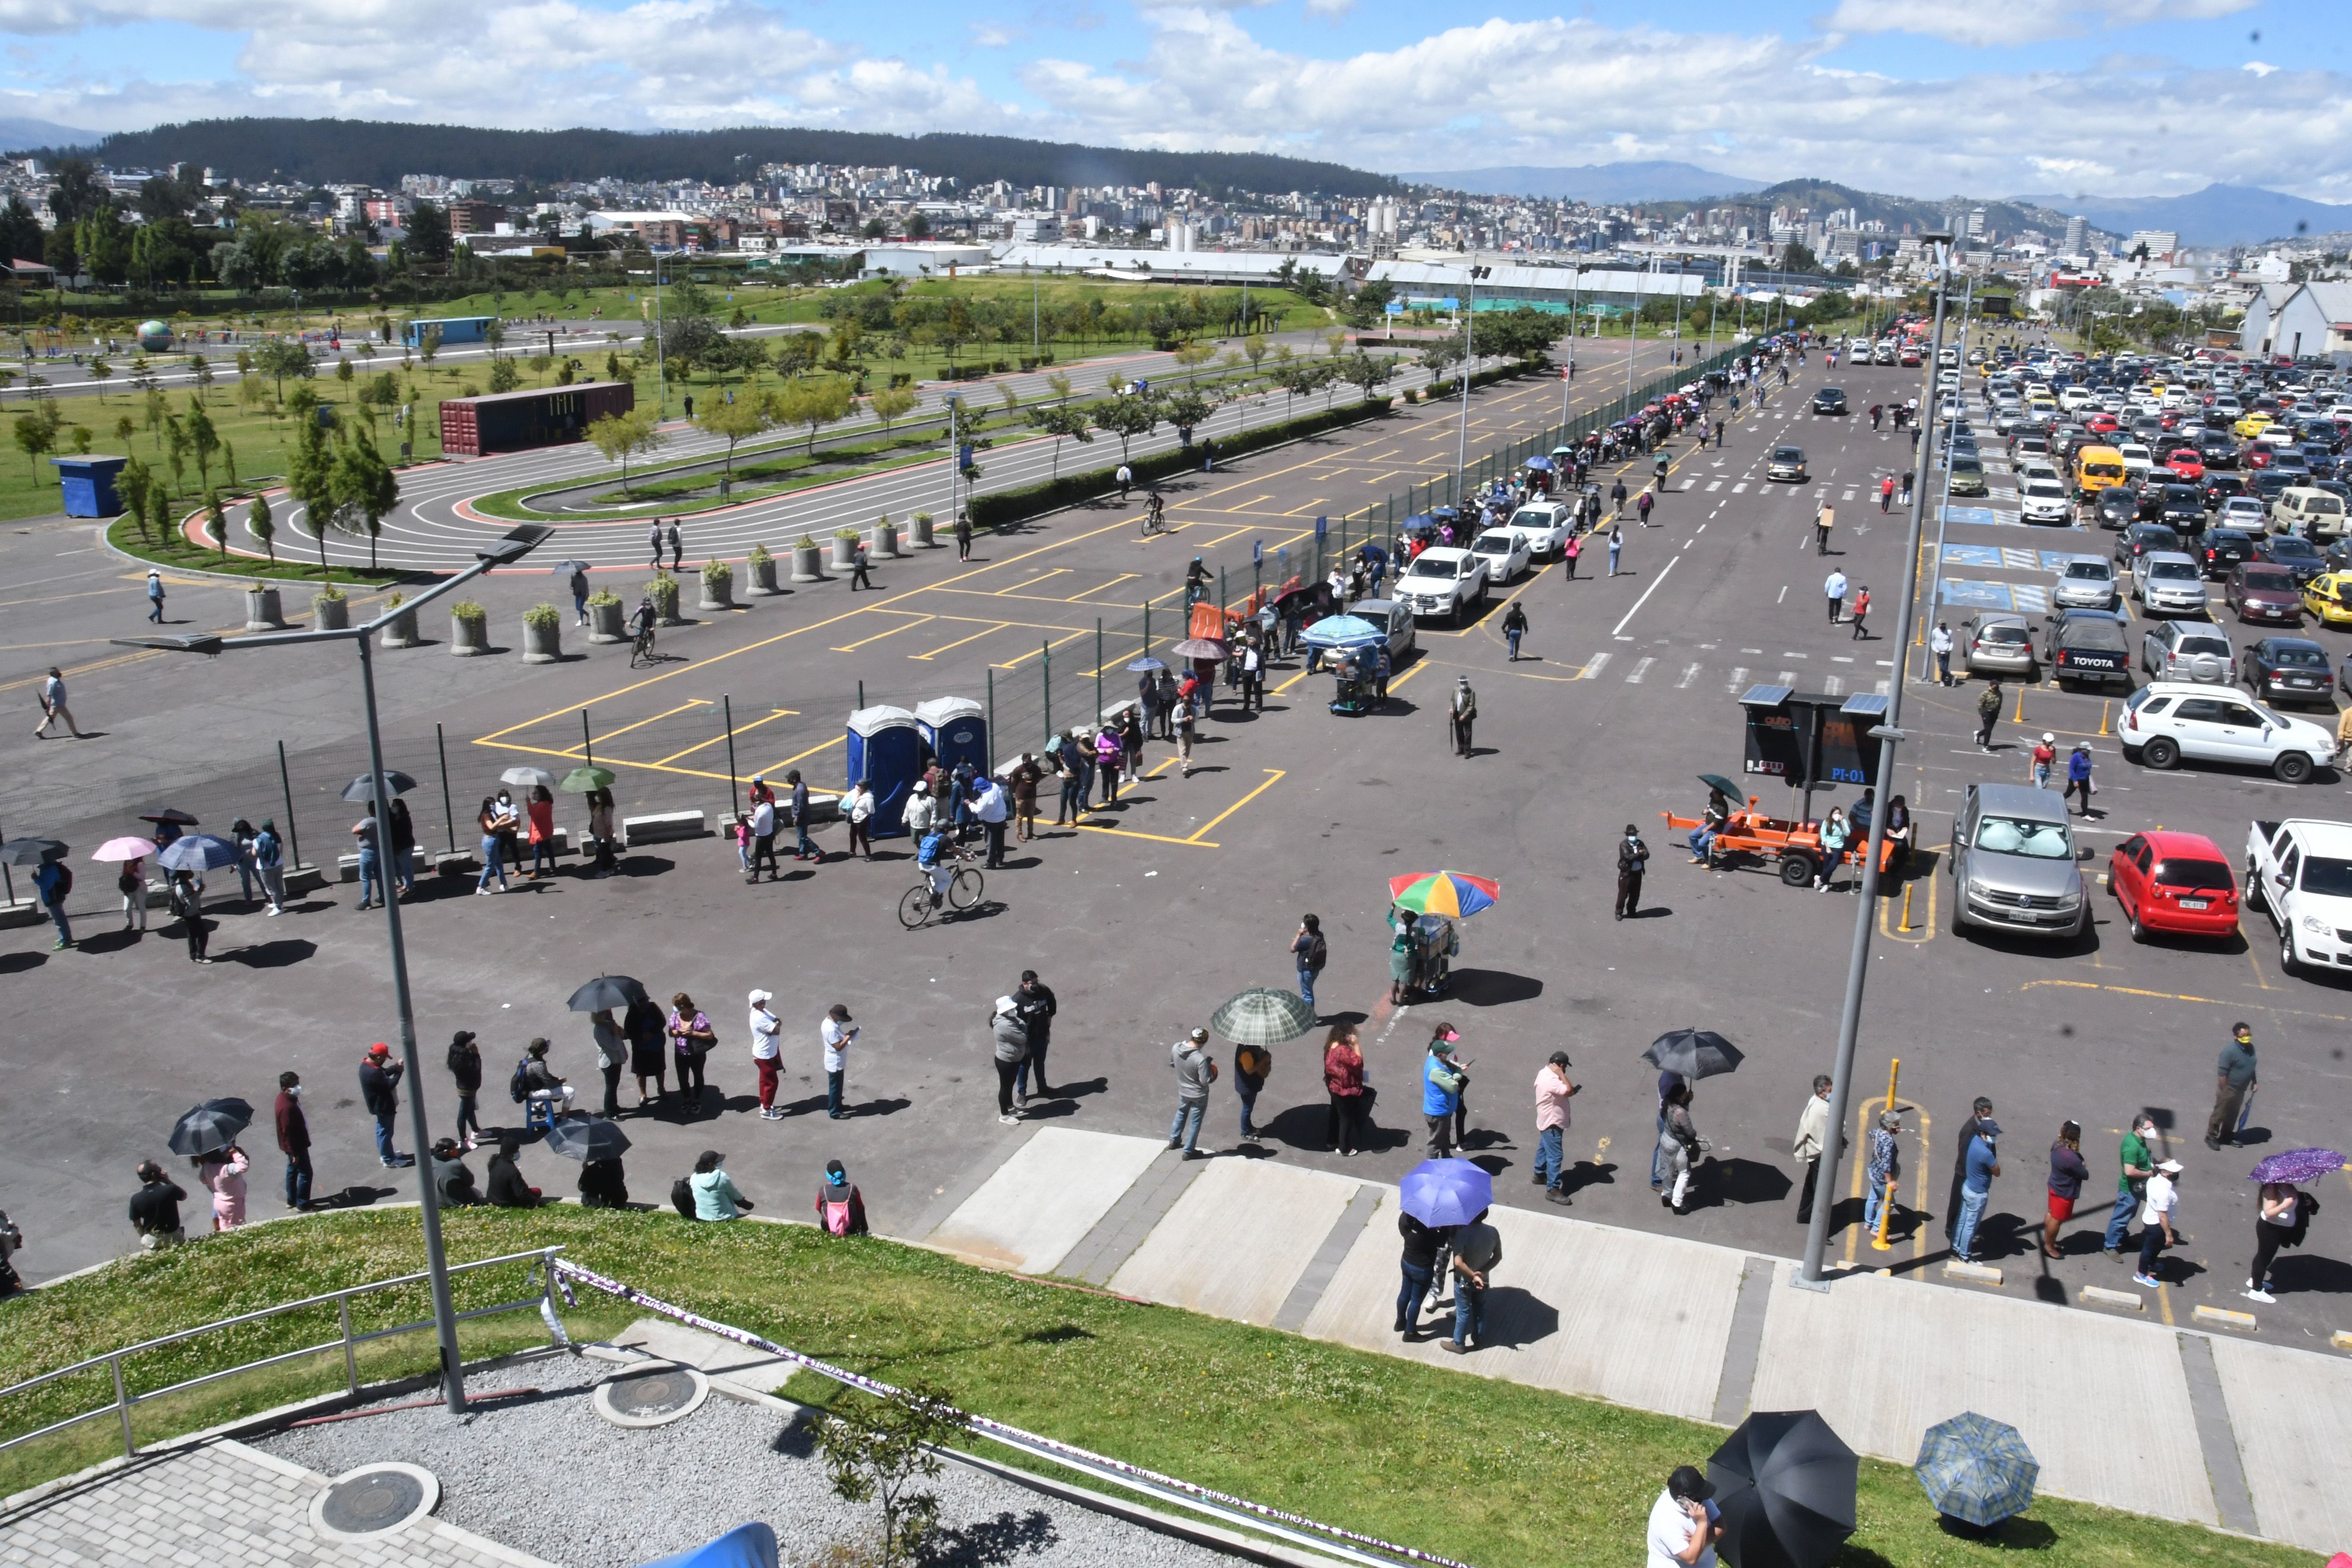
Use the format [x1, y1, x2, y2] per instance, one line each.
[2246, 818, 2352, 976]
[2042, 609, 2133, 690]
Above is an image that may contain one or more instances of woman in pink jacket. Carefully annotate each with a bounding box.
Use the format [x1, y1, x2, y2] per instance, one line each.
[197, 1144, 249, 1230]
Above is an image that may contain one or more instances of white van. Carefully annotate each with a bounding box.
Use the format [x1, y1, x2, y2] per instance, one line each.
[2273, 486, 2348, 541]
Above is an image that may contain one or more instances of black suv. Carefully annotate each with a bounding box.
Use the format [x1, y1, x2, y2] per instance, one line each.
[2198, 527, 2258, 577]
[2202, 472, 2248, 509]
[2159, 484, 2208, 533]
[1811, 386, 1848, 415]
[2093, 486, 2141, 529]
[2114, 523, 2181, 567]
[2197, 431, 2239, 469]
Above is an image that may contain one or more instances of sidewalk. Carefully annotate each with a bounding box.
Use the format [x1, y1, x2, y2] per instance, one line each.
[921, 1126, 2352, 1556]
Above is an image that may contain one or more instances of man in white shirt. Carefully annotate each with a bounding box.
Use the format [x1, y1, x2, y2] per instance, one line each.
[749, 989, 784, 1120]
[1823, 570, 1847, 624]
[748, 795, 779, 883]
[972, 775, 1009, 869]
[1929, 621, 1955, 686]
[820, 1004, 856, 1122]
[1646, 1465, 1722, 1568]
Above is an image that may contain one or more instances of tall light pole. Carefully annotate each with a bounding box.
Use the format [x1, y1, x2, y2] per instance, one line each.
[1795, 231, 1954, 1292]
[118, 524, 556, 1409]
[1921, 276, 1977, 682]
[1624, 255, 1646, 418]
[651, 247, 667, 418]
[1451, 264, 1489, 503]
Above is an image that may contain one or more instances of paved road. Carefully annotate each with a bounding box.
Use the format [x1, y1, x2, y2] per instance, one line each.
[6, 347, 2345, 1366]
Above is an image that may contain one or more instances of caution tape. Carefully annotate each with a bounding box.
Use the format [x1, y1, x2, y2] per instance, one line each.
[549, 1256, 1478, 1568]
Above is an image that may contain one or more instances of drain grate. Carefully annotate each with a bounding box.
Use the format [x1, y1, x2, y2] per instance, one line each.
[310, 1463, 439, 1542]
[593, 1361, 710, 1428]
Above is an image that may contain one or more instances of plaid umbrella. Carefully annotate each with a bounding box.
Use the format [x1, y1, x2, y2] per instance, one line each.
[1208, 987, 1315, 1046]
[1915, 1411, 2037, 1528]
[2249, 1148, 2346, 1185]
[1389, 870, 1500, 919]
[156, 834, 242, 872]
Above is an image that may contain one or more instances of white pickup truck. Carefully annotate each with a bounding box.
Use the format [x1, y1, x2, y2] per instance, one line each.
[2245, 818, 2352, 976]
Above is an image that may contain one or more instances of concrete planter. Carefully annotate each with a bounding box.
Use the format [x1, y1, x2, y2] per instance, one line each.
[699, 571, 734, 612]
[449, 611, 489, 656]
[380, 608, 419, 648]
[244, 586, 286, 631]
[909, 514, 937, 549]
[651, 580, 685, 627]
[790, 545, 823, 583]
[521, 617, 562, 664]
[746, 555, 781, 597]
[311, 593, 349, 630]
[872, 522, 899, 559]
[830, 535, 859, 571]
[588, 600, 628, 644]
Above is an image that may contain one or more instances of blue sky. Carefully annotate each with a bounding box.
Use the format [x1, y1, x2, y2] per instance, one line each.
[3, 0, 2349, 201]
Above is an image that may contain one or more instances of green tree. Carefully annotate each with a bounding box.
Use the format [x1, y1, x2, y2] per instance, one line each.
[488, 357, 522, 394]
[253, 338, 313, 400]
[778, 376, 855, 455]
[287, 418, 337, 576]
[117, 456, 153, 541]
[1088, 390, 1160, 463]
[1025, 401, 1094, 478]
[586, 405, 666, 493]
[203, 491, 227, 558]
[814, 1383, 965, 1568]
[184, 395, 220, 493]
[1341, 352, 1398, 405]
[84, 358, 112, 400]
[1164, 390, 1215, 447]
[866, 382, 918, 436]
[693, 394, 774, 487]
[330, 428, 398, 571]
[247, 491, 275, 562]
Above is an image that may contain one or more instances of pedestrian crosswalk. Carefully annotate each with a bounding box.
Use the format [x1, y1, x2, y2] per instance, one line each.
[1555, 655, 1891, 696]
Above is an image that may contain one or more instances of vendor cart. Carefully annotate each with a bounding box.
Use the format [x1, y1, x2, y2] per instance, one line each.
[1396, 913, 1458, 999]
[1660, 795, 1893, 888]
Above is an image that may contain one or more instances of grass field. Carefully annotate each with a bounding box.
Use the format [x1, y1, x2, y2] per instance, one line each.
[0, 1209, 2310, 1568]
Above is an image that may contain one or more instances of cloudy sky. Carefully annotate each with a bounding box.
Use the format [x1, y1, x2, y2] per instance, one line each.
[3, 0, 2349, 199]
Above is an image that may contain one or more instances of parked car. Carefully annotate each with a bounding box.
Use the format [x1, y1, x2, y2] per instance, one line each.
[1947, 455, 1989, 497]
[2196, 526, 2257, 576]
[2131, 551, 2209, 616]
[2161, 485, 2210, 538]
[2240, 637, 2334, 706]
[1337, 598, 1419, 663]
[1963, 612, 2038, 679]
[2143, 621, 2232, 683]
[2246, 818, 2352, 974]
[1394, 547, 1489, 625]
[2260, 533, 2328, 586]
[1469, 528, 1533, 584]
[2225, 563, 2304, 626]
[2300, 571, 2352, 629]
[1765, 446, 1808, 482]
[2109, 830, 2240, 943]
[1948, 782, 2088, 939]
[2093, 487, 2140, 529]
[2114, 523, 2179, 567]
[2053, 557, 2120, 611]
[2119, 682, 2334, 783]
[1496, 502, 1572, 559]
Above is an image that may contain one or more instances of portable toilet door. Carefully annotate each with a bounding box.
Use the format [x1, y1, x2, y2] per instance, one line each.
[914, 697, 987, 778]
[844, 705, 921, 837]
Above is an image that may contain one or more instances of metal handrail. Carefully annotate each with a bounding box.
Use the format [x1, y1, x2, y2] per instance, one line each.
[0, 1245, 564, 1461]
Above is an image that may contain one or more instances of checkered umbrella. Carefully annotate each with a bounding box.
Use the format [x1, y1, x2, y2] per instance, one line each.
[1914, 1411, 2037, 1528]
[1208, 987, 1315, 1046]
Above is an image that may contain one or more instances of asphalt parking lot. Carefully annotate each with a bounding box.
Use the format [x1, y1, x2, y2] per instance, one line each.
[5, 347, 2347, 1358]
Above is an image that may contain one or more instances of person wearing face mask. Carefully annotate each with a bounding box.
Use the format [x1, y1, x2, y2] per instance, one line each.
[273, 1070, 313, 1211]
[1615, 823, 1649, 921]
[491, 789, 523, 876]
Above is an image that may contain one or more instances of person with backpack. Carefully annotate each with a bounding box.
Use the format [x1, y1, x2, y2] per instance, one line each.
[117, 854, 148, 933]
[252, 818, 286, 915]
[1012, 971, 1057, 1103]
[578, 1152, 628, 1209]
[1635, 488, 1654, 526]
[169, 868, 211, 963]
[815, 1159, 868, 1236]
[684, 1150, 751, 1221]
[32, 855, 72, 950]
[446, 1030, 484, 1150]
[1233, 1038, 1271, 1142]
[516, 1037, 574, 1116]
[668, 994, 716, 1110]
[1291, 914, 1327, 1011]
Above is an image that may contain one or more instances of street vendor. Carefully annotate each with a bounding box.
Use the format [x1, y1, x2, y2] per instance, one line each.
[1687, 787, 1732, 866]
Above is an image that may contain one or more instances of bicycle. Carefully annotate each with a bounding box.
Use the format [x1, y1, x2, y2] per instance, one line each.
[897, 858, 984, 929]
[628, 624, 657, 667]
[1141, 495, 1167, 536]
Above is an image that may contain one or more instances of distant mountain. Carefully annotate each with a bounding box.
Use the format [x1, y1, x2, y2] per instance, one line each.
[1398, 162, 1765, 203]
[2006, 183, 2352, 248]
[24, 118, 1395, 199]
[0, 118, 99, 154]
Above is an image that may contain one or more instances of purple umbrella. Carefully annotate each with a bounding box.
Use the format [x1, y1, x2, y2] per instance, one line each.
[2249, 1148, 2346, 1185]
[1399, 1159, 1493, 1228]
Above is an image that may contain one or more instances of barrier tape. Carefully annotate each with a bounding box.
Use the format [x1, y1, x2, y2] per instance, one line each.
[549, 1257, 1479, 1568]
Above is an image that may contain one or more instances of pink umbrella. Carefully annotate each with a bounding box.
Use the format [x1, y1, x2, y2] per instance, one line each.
[92, 836, 156, 862]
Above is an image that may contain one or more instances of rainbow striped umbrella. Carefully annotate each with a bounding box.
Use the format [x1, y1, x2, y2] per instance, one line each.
[1388, 870, 1500, 919]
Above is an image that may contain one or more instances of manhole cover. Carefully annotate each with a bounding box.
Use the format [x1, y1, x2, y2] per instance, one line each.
[593, 1361, 710, 1428]
[310, 1463, 439, 1542]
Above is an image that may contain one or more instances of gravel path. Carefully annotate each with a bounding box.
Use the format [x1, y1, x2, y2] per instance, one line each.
[255, 1352, 1240, 1568]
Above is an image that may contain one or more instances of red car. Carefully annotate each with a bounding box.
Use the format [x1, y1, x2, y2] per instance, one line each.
[2109, 830, 2240, 941]
[2247, 445, 2273, 470]
[2165, 448, 2206, 483]
[2085, 413, 2121, 435]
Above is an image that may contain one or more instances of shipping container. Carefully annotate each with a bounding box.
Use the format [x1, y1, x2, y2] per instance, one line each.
[404, 315, 496, 347]
[440, 382, 636, 457]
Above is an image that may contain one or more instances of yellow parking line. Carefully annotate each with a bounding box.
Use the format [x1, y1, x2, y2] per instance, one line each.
[572, 700, 711, 751]
[993, 629, 1091, 671]
[1186, 768, 1284, 844]
[911, 623, 1012, 661]
[753, 733, 846, 776]
[830, 613, 937, 653]
[1065, 573, 1139, 601]
[652, 708, 795, 766]
[994, 569, 1071, 597]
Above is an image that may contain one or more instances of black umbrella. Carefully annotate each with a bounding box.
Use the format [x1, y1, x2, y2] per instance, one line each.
[1643, 1028, 1745, 1081]
[341, 771, 420, 802]
[567, 974, 649, 1012]
[549, 559, 595, 576]
[168, 1098, 255, 1157]
[543, 1115, 631, 1161]
[1708, 1409, 1858, 1568]
[139, 807, 199, 826]
[0, 837, 68, 867]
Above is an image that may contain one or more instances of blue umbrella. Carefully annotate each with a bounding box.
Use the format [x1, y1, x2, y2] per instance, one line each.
[1301, 614, 1387, 649]
[1399, 1158, 1492, 1227]
[156, 834, 241, 872]
[1524, 455, 1555, 471]
[1125, 657, 1168, 673]
[1914, 1411, 2037, 1528]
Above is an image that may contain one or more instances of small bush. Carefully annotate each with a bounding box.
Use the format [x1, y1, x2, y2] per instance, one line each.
[747, 541, 772, 562]
[834, 527, 862, 541]
[316, 583, 345, 601]
[385, 590, 405, 609]
[451, 600, 486, 621]
[521, 603, 561, 631]
[701, 559, 732, 585]
[796, 535, 818, 549]
[586, 588, 622, 607]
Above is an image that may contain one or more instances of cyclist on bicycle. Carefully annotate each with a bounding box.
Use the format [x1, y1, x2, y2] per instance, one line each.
[1143, 486, 1166, 534]
[914, 825, 963, 908]
[630, 595, 658, 659]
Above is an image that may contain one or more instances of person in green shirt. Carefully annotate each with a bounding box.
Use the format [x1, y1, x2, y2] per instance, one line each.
[2102, 1112, 2157, 1258]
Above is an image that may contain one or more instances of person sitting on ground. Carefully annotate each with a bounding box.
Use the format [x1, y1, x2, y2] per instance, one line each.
[578, 1155, 628, 1210]
[815, 1159, 869, 1236]
[484, 1135, 541, 1208]
[690, 1150, 752, 1221]
[431, 1137, 484, 1207]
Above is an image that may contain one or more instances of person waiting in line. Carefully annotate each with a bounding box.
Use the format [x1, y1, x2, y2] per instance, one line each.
[485, 1136, 542, 1208]
[689, 1150, 753, 1220]
[430, 1137, 484, 1207]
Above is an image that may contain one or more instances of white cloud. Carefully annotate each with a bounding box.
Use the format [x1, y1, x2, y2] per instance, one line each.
[1823, 0, 2255, 48]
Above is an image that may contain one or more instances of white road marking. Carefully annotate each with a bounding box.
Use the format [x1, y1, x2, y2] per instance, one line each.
[1609, 555, 1680, 637]
[1677, 663, 1701, 688]
[1626, 656, 1655, 684]
[1728, 666, 1748, 691]
[1580, 651, 1611, 680]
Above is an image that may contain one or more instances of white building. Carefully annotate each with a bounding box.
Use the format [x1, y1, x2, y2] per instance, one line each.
[2128, 230, 2179, 261]
[2257, 282, 2352, 365]
[2240, 281, 2304, 357]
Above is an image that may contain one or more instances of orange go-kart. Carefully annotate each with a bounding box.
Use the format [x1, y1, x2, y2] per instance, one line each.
[1662, 794, 1894, 888]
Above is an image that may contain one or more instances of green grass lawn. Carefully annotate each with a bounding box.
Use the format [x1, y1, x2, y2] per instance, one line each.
[0, 1209, 2309, 1568]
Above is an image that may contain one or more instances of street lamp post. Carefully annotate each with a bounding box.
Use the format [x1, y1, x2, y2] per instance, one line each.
[116, 523, 555, 1410]
[1921, 277, 1978, 682]
[1795, 233, 1955, 1292]
[1451, 264, 1489, 503]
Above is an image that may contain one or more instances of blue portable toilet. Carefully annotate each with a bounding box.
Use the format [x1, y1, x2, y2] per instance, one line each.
[52, 455, 129, 517]
[914, 697, 987, 779]
[633, 1522, 778, 1568]
[845, 705, 921, 837]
